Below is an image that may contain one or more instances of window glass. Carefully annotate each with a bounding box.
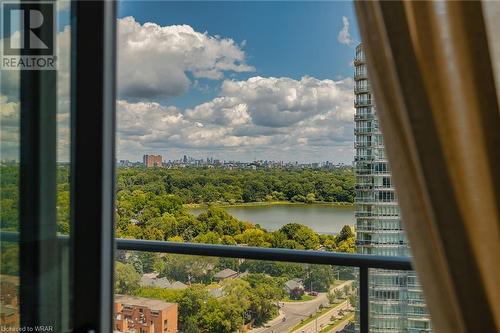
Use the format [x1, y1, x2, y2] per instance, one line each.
[0, 2, 72, 330]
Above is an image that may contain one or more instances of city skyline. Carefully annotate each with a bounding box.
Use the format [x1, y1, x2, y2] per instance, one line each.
[121, 152, 352, 165]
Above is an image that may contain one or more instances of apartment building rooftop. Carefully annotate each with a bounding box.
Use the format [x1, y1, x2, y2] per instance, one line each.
[115, 295, 176, 311]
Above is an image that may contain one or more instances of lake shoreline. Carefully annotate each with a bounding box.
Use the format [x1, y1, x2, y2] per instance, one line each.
[183, 201, 354, 209]
[186, 201, 355, 234]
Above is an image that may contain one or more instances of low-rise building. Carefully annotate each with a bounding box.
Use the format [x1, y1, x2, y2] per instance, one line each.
[114, 295, 178, 333]
[0, 275, 19, 329]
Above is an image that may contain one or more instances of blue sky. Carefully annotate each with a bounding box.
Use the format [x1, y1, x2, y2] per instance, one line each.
[118, 1, 359, 110]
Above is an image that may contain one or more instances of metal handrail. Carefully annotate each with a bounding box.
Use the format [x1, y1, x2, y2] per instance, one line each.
[0, 231, 412, 271]
[0, 231, 413, 333]
[116, 238, 412, 270]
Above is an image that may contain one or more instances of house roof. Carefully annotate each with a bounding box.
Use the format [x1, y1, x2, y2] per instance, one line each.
[139, 274, 187, 289]
[285, 280, 304, 290]
[214, 268, 238, 279]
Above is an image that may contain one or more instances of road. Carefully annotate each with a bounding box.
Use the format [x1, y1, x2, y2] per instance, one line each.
[250, 280, 354, 333]
[288, 301, 350, 333]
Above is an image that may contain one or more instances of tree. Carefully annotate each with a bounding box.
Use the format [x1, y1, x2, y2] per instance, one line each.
[337, 225, 355, 243]
[278, 223, 320, 249]
[327, 291, 336, 304]
[177, 285, 210, 331]
[183, 316, 199, 333]
[199, 297, 243, 333]
[160, 255, 216, 284]
[334, 289, 344, 300]
[304, 265, 335, 292]
[216, 257, 240, 272]
[336, 237, 356, 253]
[343, 285, 351, 297]
[193, 231, 221, 244]
[136, 252, 164, 273]
[249, 283, 282, 324]
[115, 262, 140, 294]
[241, 260, 304, 279]
[290, 287, 305, 300]
[349, 293, 357, 308]
[306, 192, 316, 203]
[234, 228, 270, 247]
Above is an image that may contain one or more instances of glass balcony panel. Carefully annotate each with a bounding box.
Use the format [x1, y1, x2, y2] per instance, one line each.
[114, 250, 358, 333]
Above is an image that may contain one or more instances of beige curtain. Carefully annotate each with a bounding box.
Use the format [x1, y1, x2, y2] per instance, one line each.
[354, 1, 500, 333]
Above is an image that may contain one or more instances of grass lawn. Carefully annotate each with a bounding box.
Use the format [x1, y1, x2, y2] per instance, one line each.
[317, 312, 355, 333]
[282, 294, 316, 302]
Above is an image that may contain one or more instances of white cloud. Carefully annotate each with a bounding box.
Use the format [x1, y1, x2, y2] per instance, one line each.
[187, 76, 354, 128]
[116, 99, 272, 159]
[117, 17, 254, 100]
[117, 76, 355, 162]
[338, 16, 353, 46]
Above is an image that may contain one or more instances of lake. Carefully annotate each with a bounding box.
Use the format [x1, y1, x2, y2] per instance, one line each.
[188, 204, 355, 234]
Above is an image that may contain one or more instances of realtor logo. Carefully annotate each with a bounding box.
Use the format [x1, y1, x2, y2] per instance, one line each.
[1, 1, 56, 70]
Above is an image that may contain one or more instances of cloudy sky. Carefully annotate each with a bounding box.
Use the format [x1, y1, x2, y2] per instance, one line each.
[0, 1, 360, 163]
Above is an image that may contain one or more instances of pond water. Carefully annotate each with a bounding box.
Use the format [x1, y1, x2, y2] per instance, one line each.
[188, 204, 355, 234]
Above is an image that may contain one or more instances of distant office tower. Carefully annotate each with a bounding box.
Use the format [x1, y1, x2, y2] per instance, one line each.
[143, 154, 163, 167]
[353, 44, 432, 333]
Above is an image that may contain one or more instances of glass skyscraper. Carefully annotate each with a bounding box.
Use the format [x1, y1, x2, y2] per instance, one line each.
[353, 44, 433, 333]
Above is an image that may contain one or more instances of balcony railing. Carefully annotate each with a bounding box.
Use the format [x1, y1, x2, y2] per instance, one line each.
[1, 231, 412, 333]
[354, 99, 372, 107]
[354, 57, 365, 66]
[354, 141, 373, 148]
[354, 85, 370, 93]
[354, 127, 373, 134]
[354, 72, 368, 80]
[354, 113, 375, 121]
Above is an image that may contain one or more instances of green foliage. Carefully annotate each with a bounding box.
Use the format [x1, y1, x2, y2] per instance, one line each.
[275, 223, 320, 249]
[159, 255, 217, 284]
[1, 165, 355, 253]
[349, 293, 357, 308]
[1, 166, 19, 231]
[327, 291, 336, 304]
[115, 261, 141, 294]
[116, 166, 355, 205]
[0, 243, 18, 275]
[241, 260, 305, 279]
[303, 265, 336, 292]
[136, 286, 183, 303]
[338, 225, 355, 243]
[1, 164, 357, 332]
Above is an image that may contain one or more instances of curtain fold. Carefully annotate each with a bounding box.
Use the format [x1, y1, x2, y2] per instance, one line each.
[354, 1, 500, 332]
